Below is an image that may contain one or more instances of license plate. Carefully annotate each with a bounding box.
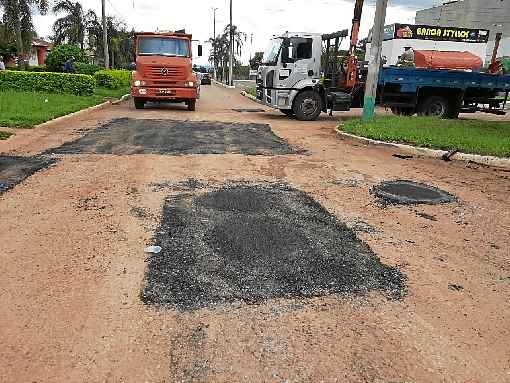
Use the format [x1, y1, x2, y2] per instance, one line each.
[158, 89, 176, 95]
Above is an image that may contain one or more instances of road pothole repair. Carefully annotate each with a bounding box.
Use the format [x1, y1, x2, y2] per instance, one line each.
[141, 182, 406, 311]
[372, 180, 456, 205]
[0, 155, 56, 195]
[47, 118, 300, 155]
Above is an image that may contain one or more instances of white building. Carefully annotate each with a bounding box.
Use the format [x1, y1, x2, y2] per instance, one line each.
[366, 23, 489, 66]
[416, 0, 510, 62]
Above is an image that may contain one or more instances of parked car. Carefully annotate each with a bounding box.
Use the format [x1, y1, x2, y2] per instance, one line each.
[201, 72, 212, 85]
[194, 65, 212, 85]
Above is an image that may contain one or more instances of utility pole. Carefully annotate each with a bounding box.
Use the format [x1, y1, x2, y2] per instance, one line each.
[212, 7, 218, 80]
[249, 33, 253, 62]
[229, 0, 234, 86]
[102, 0, 110, 69]
[363, 0, 388, 120]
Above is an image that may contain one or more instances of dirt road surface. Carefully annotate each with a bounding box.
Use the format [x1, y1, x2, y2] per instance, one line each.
[1, 85, 509, 382]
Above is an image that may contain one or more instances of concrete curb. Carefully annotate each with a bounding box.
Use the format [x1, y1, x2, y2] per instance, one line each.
[111, 93, 131, 105]
[212, 79, 236, 89]
[335, 126, 510, 169]
[240, 91, 263, 105]
[35, 94, 130, 129]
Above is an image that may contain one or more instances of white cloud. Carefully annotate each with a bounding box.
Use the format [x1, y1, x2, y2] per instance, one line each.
[32, 0, 417, 65]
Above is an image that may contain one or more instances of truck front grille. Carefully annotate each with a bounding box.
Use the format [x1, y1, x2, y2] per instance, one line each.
[153, 80, 178, 86]
[146, 66, 186, 80]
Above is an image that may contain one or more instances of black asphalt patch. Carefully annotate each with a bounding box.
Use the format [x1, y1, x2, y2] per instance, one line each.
[141, 183, 406, 311]
[0, 155, 56, 195]
[372, 180, 456, 205]
[47, 118, 299, 155]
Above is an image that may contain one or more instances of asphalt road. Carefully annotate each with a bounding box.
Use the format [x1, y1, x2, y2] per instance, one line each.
[1, 84, 509, 382]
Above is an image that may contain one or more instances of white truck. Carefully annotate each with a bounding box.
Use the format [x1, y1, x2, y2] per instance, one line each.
[256, 30, 355, 121]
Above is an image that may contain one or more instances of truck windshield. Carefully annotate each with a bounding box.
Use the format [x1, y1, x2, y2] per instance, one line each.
[262, 38, 283, 65]
[138, 37, 190, 57]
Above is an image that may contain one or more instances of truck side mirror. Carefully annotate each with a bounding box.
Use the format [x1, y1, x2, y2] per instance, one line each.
[128, 62, 136, 70]
[198, 45, 203, 57]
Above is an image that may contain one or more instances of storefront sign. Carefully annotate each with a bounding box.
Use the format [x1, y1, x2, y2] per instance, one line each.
[393, 24, 489, 43]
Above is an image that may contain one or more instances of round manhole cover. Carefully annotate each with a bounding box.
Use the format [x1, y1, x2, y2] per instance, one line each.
[372, 180, 455, 205]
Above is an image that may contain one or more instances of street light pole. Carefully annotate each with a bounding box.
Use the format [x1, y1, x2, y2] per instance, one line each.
[363, 0, 388, 120]
[102, 0, 110, 69]
[212, 7, 218, 80]
[229, 0, 234, 86]
[249, 33, 253, 62]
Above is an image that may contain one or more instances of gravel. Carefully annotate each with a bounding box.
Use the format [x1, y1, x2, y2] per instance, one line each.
[141, 182, 406, 311]
[47, 118, 301, 156]
[0, 155, 56, 195]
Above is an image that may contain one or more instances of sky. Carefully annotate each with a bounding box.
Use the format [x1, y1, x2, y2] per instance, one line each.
[30, 0, 442, 65]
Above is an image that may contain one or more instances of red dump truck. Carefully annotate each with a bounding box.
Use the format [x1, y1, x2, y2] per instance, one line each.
[131, 31, 202, 110]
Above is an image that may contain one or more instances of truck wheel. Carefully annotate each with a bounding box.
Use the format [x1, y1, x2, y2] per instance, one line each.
[187, 99, 196, 111]
[293, 90, 322, 121]
[418, 96, 450, 118]
[280, 109, 294, 116]
[134, 98, 145, 110]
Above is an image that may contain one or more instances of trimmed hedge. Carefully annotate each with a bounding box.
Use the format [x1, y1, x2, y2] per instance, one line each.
[75, 63, 101, 76]
[27, 65, 47, 72]
[94, 69, 132, 89]
[0, 70, 95, 96]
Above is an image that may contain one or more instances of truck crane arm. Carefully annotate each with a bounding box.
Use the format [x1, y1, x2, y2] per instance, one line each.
[345, 0, 364, 90]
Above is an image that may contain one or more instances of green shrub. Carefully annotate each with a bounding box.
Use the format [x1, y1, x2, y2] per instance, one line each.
[94, 69, 132, 89]
[27, 65, 47, 72]
[45, 44, 87, 72]
[0, 70, 95, 95]
[75, 62, 101, 75]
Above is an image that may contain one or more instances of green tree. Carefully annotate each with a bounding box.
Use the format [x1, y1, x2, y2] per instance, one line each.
[0, 20, 17, 61]
[45, 43, 86, 71]
[0, 0, 48, 62]
[208, 24, 245, 82]
[249, 51, 263, 70]
[105, 18, 134, 68]
[52, 0, 96, 50]
[84, 15, 133, 68]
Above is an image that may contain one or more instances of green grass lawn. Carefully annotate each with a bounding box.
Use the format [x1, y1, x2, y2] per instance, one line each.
[341, 116, 510, 158]
[0, 131, 13, 140]
[246, 87, 257, 97]
[0, 86, 130, 128]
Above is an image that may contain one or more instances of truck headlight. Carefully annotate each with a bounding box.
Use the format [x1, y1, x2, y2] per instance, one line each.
[134, 80, 146, 87]
[138, 88, 147, 95]
[187, 81, 195, 87]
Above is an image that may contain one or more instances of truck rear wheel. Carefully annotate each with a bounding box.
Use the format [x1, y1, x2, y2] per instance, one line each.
[134, 98, 145, 110]
[418, 96, 453, 118]
[187, 99, 196, 111]
[293, 90, 322, 121]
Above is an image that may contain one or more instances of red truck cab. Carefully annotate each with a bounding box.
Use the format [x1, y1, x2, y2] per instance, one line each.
[131, 31, 202, 110]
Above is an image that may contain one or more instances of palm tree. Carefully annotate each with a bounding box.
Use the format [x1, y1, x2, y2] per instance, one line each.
[85, 10, 102, 59]
[52, 0, 96, 49]
[208, 34, 229, 81]
[208, 25, 245, 82]
[83, 15, 133, 68]
[0, 0, 49, 61]
[227, 24, 246, 57]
